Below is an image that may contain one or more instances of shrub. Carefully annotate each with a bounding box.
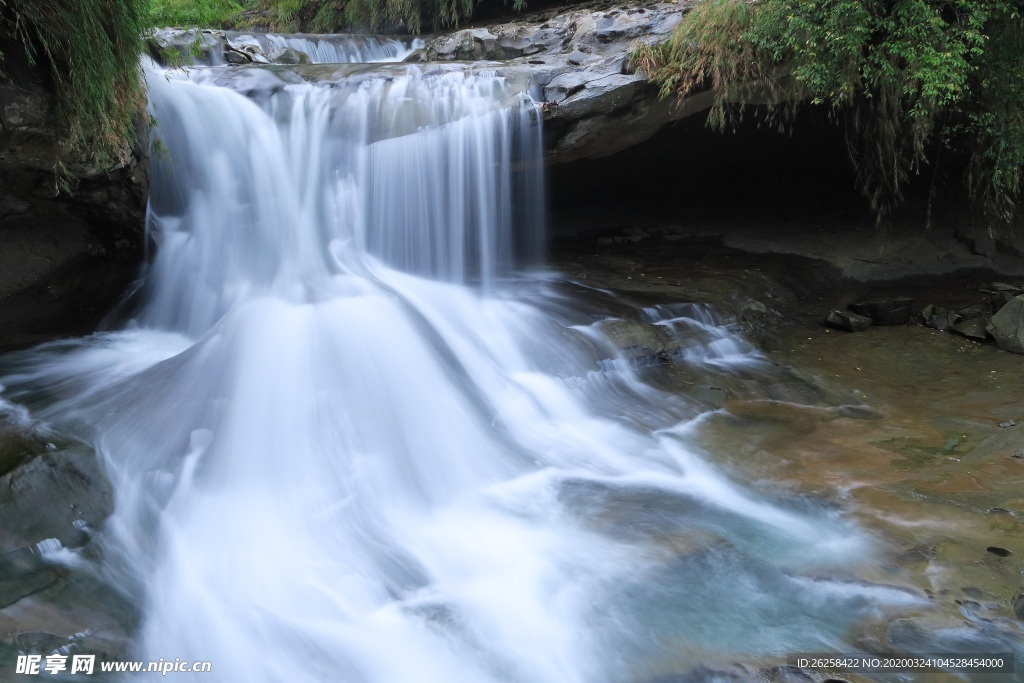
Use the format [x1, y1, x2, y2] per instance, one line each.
[635, 0, 1024, 224]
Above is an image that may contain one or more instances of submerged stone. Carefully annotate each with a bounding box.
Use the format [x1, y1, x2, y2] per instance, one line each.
[594, 318, 679, 361]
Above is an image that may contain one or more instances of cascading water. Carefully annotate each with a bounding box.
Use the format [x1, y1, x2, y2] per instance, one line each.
[0, 45, 924, 682]
[225, 32, 421, 63]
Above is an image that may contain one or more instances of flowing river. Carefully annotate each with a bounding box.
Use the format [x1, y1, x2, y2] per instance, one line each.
[0, 35, 988, 682]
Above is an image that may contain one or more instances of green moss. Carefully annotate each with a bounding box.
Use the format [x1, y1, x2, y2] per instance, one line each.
[635, 0, 1024, 225]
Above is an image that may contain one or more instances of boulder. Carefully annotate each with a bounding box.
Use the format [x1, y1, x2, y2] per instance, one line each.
[224, 47, 253, 64]
[921, 304, 955, 331]
[849, 297, 913, 325]
[987, 295, 1024, 354]
[950, 316, 991, 340]
[268, 47, 311, 65]
[826, 309, 872, 332]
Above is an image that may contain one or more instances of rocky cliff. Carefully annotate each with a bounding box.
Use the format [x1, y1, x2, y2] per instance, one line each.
[0, 44, 147, 350]
[412, 0, 691, 162]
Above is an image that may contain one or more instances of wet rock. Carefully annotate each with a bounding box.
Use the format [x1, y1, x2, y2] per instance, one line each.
[418, 2, 702, 162]
[693, 385, 727, 408]
[985, 546, 1011, 557]
[1014, 449, 1024, 459]
[762, 666, 814, 682]
[1013, 592, 1024, 621]
[950, 316, 990, 340]
[268, 46, 311, 64]
[987, 295, 1024, 354]
[920, 304, 951, 331]
[147, 27, 226, 65]
[999, 420, 1017, 428]
[0, 569, 138, 666]
[224, 47, 252, 64]
[649, 665, 752, 682]
[0, 449, 112, 553]
[593, 318, 679, 362]
[0, 545, 61, 609]
[955, 301, 993, 320]
[835, 404, 883, 420]
[825, 309, 872, 332]
[848, 297, 913, 325]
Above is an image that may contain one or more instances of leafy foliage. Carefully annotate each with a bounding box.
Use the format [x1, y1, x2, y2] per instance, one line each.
[635, 0, 1024, 223]
[0, 0, 148, 166]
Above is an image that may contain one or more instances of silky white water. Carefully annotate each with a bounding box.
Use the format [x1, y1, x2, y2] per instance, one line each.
[226, 33, 421, 63]
[0, 55, 921, 681]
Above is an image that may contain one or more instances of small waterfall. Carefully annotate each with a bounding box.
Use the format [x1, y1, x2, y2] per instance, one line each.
[226, 32, 421, 63]
[144, 65, 542, 335]
[0, 49, 920, 682]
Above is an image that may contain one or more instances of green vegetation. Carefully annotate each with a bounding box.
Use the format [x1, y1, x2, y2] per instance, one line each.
[0, 0, 148, 166]
[635, 0, 1024, 224]
[150, 0, 243, 27]
[150, 0, 525, 33]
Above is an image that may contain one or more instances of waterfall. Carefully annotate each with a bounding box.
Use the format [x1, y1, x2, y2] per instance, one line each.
[226, 32, 421, 63]
[0, 51, 920, 682]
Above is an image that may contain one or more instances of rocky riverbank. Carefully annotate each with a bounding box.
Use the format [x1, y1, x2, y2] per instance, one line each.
[546, 221, 1024, 678]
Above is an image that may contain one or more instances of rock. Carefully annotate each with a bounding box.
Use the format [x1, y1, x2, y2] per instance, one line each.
[955, 301, 993, 320]
[693, 385, 727, 408]
[950, 316, 990, 340]
[593, 318, 679, 362]
[147, 28, 226, 66]
[921, 304, 953, 331]
[762, 666, 814, 683]
[987, 295, 1024, 354]
[0, 545, 61, 609]
[224, 47, 253, 64]
[848, 297, 913, 325]
[825, 309, 872, 332]
[985, 546, 1011, 557]
[1014, 449, 1024, 459]
[836, 404, 883, 420]
[999, 420, 1017, 428]
[0, 449, 112, 553]
[417, 2, 710, 162]
[1013, 592, 1024, 621]
[268, 47, 311, 65]
[0, 42, 146, 349]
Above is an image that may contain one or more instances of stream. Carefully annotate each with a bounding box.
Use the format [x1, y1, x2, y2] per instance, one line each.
[0, 34, 1021, 682]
